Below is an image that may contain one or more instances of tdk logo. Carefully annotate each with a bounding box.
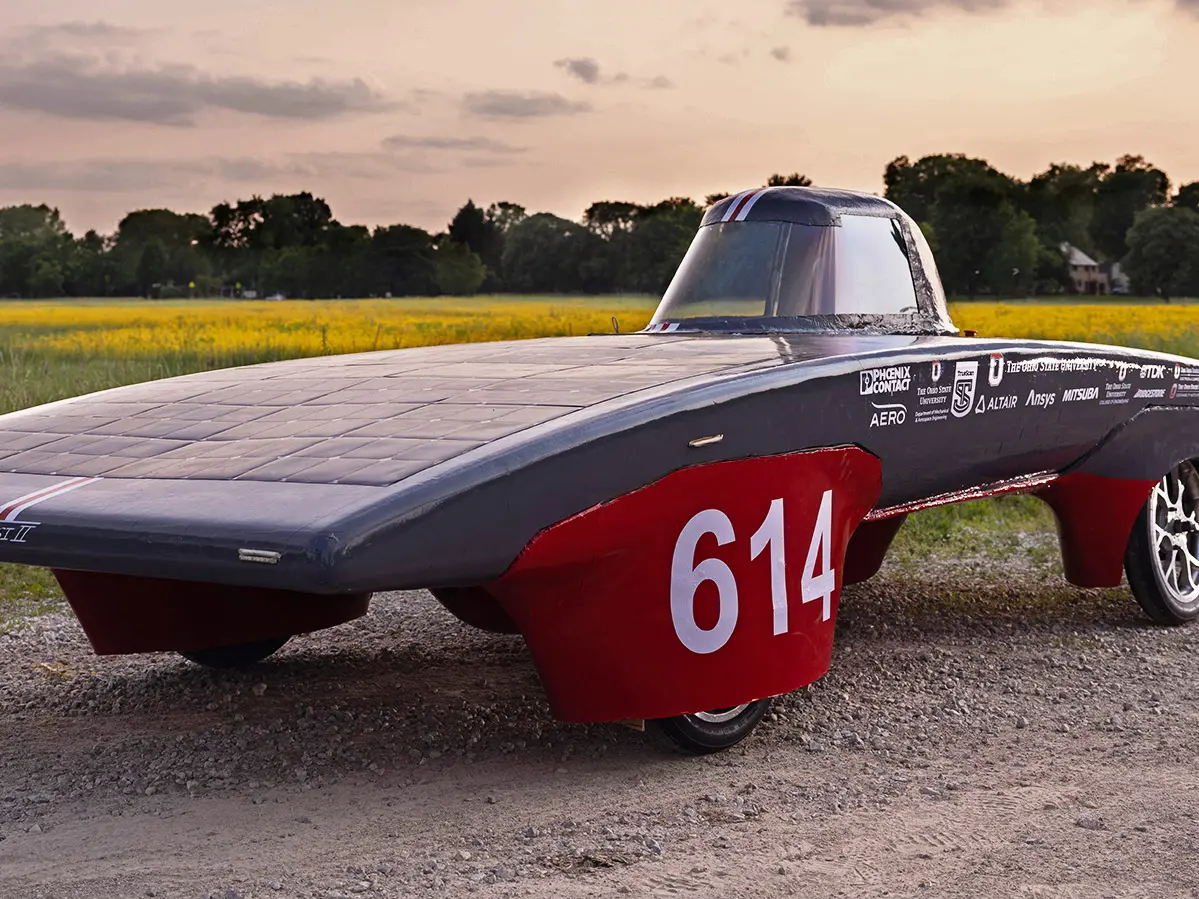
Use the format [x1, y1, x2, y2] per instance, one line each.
[860, 366, 912, 396]
[1062, 387, 1099, 402]
[1140, 365, 1167, 379]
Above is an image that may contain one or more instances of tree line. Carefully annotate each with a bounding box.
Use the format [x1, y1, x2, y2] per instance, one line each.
[1, 156, 1197, 301]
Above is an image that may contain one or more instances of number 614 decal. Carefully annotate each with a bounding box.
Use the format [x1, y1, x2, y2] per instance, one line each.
[670, 491, 835, 655]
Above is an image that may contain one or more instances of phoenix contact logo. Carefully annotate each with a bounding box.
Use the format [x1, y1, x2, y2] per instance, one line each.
[1062, 387, 1100, 402]
[860, 366, 912, 396]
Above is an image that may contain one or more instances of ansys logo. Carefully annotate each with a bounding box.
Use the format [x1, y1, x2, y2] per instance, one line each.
[951, 361, 978, 418]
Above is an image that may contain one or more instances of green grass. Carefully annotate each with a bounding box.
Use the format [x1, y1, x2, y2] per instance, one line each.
[0, 564, 65, 634]
[890, 495, 1060, 568]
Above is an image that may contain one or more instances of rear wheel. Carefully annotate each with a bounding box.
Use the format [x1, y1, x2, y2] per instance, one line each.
[649, 699, 772, 754]
[1126, 460, 1199, 625]
[179, 636, 290, 669]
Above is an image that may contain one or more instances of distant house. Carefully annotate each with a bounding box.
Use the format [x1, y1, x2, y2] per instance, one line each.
[1061, 243, 1109, 295]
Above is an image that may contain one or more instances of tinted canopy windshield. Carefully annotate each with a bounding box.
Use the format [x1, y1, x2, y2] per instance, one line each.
[650, 215, 920, 327]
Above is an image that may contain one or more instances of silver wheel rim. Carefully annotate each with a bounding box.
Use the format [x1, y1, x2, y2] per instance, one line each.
[1149, 463, 1199, 607]
[690, 704, 751, 725]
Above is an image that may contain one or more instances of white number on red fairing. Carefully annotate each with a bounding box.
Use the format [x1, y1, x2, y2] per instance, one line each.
[670, 491, 836, 654]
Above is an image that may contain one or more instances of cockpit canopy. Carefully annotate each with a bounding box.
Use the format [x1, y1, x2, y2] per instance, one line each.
[648, 186, 954, 335]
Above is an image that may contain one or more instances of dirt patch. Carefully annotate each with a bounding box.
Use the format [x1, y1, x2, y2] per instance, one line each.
[3, 556, 1199, 898]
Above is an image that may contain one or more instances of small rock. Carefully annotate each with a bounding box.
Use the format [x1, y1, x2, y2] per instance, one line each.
[1016, 717, 1029, 729]
[267, 882, 283, 892]
[455, 849, 472, 862]
[777, 865, 789, 875]
[27, 823, 42, 834]
[252, 683, 267, 697]
[1076, 816, 1106, 831]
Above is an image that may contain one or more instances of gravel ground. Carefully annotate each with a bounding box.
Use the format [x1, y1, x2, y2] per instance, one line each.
[3, 544, 1199, 898]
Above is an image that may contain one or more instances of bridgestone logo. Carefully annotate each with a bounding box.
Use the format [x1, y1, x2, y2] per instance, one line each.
[1135, 388, 1166, 398]
[860, 366, 912, 396]
[1062, 387, 1099, 402]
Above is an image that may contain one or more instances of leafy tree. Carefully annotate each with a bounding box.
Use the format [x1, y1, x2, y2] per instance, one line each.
[502, 213, 603, 293]
[136, 239, 170, 296]
[583, 201, 643, 238]
[433, 240, 487, 295]
[27, 258, 65, 298]
[1123, 206, 1199, 301]
[704, 192, 732, 206]
[626, 199, 703, 295]
[1025, 162, 1104, 252]
[884, 154, 1012, 229]
[1090, 155, 1169, 261]
[367, 225, 438, 297]
[0, 205, 72, 298]
[929, 175, 1039, 298]
[766, 172, 813, 187]
[1175, 182, 1199, 213]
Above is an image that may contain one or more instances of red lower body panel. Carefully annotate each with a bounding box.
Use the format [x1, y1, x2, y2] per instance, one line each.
[1035, 472, 1156, 588]
[485, 447, 882, 723]
[53, 570, 370, 655]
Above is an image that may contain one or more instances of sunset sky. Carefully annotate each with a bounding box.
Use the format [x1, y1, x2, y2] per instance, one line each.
[1, 0, 1196, 235]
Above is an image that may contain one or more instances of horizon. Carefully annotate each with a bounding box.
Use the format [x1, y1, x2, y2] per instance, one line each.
[1, 0, 1197, 235]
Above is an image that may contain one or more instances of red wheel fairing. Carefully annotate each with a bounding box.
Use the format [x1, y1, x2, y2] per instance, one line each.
[484, 447, 881, 723]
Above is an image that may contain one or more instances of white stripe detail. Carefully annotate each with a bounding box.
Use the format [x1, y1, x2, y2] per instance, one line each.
[0, 477, 100, 522]
[720, 191, 753, 223]
[734, 189, 769, 221]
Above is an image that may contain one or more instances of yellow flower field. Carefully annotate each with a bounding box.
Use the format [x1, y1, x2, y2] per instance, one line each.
[0, 296, 1197, 415]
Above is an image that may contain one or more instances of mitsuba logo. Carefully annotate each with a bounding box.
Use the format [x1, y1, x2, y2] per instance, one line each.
[1026, 390, 1055, 409]
[870, 402, 907, 427]
[951, 361, 978, 418]
[860, 366, 912, 396]
[1062, 387, 1099, 402]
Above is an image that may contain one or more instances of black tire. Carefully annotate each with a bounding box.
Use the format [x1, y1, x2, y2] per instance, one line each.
[179, 636, 291, 669]
[1126, 460, 1199, 625]
[649, 698, 772, 755]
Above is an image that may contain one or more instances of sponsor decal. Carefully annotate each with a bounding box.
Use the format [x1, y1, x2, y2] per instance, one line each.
[0, 477, 100, 544]
[1172, 383, 1179, 399]
[988, 353, 1005, 387]
[1140, 364, 1167, 380]
[1025, 390, 1055, 409]
[1135, 388, 1166, 399]
[931, 360, 943, 383]
[1062, 386, 1100, 402]
[951, 361, 978, 418]
[1118, 363, 1130, 381]
[1176, 364, 1182, 380]
[870, 402, 907, 427]
[977, 395, 1018, 414]
[860, 365, 912, 396]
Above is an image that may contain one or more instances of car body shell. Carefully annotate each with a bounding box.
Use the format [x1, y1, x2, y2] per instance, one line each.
[2, 186, 1198, 723]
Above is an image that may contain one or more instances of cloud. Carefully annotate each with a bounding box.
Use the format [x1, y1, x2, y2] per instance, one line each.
[462, 90, 591, 118]
[0, 55, 395, 126]
[0, 153, 441, 194]
[552, 57, 674, 89]
[27, 21, 151, 41]
[382, 135, 526, 154]
[554, 57, 601, 84]
[787, 0, 1199, 26]
[770, 46, 792, 62]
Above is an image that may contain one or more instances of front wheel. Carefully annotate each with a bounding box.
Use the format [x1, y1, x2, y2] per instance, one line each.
[649, 699, 773, 754]
[179, 636, 291, 669]
[1126, 460, 1199, 625]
